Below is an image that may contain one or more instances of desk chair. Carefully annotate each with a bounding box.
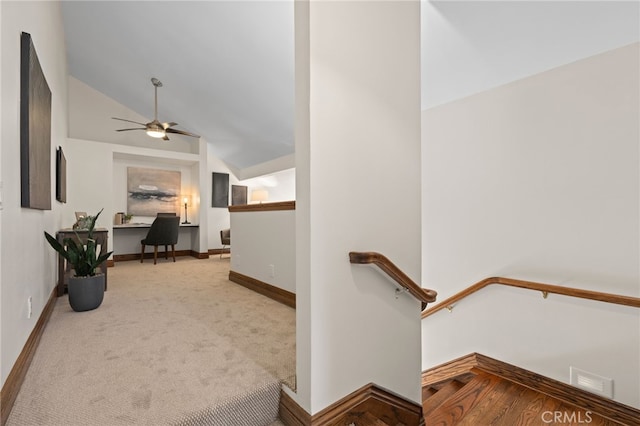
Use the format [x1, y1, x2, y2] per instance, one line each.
[141, 216, 180, 264]
[220, 228, 230, 259]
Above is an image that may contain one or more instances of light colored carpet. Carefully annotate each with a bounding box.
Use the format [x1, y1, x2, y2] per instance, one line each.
[7, 257, 295, 425]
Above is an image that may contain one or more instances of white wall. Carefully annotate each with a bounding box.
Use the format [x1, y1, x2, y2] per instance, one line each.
[230, 209, 295, 293]
[294, 0, 312, 410]
[422, 1, 640, 109]
[61, 138, 114, 234]
[295, 0, 422, 414]
[239, 167, 296, 203]
[0, 1, 67, 387]
[231, 152, 295, 181]
[0, 1, 4, 375]
[422, 44, 640, 408]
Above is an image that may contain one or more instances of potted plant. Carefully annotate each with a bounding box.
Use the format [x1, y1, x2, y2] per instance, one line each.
[44, 208, 113, 312]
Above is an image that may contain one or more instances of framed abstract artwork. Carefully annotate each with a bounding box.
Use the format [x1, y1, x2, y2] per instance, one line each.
[20, 32, 52, 210]
[127, 167, 181, 215]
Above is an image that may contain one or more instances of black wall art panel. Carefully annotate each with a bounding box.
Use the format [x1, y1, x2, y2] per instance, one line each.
[56, 146, 66, 203]
[20, 32, 52, 210]
[212, 172, 229, 208]
[231, 185, 247, 205]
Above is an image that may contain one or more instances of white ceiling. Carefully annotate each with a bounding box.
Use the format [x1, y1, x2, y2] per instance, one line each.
[61, 1, 294, 170]
[61, 1, 639, 171]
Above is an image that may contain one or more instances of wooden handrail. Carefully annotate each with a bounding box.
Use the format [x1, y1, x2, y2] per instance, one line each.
[422, 276, 640, 319]
[228, 200, 295, 212]
[349, 252, 437, 310]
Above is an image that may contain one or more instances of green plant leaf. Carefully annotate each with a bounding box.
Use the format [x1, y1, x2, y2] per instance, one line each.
[44, 232, 72, 263]
[44, 209, 110, 278]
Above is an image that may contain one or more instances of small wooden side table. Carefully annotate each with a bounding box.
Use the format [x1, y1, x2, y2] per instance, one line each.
[56, 228, 109, 297]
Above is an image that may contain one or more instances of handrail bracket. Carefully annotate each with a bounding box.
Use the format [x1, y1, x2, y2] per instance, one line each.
[395, 287, 409, 299]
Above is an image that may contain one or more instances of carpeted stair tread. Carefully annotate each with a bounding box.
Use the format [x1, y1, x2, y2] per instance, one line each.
[176, 380, 281, 425]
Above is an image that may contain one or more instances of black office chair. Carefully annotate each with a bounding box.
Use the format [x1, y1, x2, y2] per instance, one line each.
[140, 216, 180, 264]
[220, 228, 230, 259]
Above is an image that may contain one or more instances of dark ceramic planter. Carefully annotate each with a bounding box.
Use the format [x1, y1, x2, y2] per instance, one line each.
[68, 274, 105, 312]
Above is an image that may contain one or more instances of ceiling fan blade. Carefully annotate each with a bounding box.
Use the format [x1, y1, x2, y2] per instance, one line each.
[112, 117, 147, 126]
[162, 122, 178, 129]
[166, 128, 200, 138]
[162, 135, 170, 141]
[116, 128, 146, 132]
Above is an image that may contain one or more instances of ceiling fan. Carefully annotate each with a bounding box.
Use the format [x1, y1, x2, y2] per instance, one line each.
[112, 77, 200, 141]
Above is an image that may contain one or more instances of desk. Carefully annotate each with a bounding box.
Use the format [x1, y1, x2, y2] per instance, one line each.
[113, 223, 199, 229]
[112, 223, 199, 259]
[56, 228, 109, 297]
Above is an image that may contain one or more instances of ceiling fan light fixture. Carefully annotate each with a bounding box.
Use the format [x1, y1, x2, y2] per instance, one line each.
[146, 129, 166, 138]
[146, 122, 166, 138]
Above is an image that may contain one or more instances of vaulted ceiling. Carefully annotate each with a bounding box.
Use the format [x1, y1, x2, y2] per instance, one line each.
[61, 1, 638, 172]
[62, 1, 294, 170]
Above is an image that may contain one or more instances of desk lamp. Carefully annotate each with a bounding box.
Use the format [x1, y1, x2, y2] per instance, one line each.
[250, 189, 268, 204]
[182, 196, 191, 224]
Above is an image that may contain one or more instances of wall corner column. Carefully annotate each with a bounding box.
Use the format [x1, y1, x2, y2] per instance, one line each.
[295, 0, 423, 416]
